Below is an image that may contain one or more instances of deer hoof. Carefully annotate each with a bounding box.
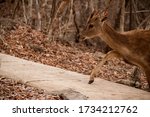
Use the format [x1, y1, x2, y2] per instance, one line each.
[88, 80, 94, 84]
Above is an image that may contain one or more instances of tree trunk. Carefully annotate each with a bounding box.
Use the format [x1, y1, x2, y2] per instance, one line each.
[120, 0, 125, 32]
[35, 0, 41, 31]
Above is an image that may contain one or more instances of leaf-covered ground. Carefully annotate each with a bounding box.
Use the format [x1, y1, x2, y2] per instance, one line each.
[0, 76, 61, 100]
[0, 20, 149, 99]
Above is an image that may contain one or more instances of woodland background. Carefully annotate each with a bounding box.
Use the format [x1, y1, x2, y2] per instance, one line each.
[0, 0, 150, 99]
[1, 0, 150, 52]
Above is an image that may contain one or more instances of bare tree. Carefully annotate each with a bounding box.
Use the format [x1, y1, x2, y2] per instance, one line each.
[47, 0, 70, 40]
[12, 0, 20, 18]
[120, 0, 125, 32]
[35, 0, 41, 31]
[28, 0, 33, 25]
[22, 0, 27, 24]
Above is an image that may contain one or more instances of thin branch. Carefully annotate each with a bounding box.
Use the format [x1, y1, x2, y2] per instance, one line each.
[64, 0, 73, 31]
[47, 0, 56, 34]
[73, 0, 80, 42]
[12, 0, 20, 19]
[42, 0, 48, 7]
[125, 10, 150, 14]
[48, 0, 70, 40]
[22, 0, 27, 24]
[132, 0, 140, 25]
[129, 0, 133, 30]
[138, 14, 150, 29]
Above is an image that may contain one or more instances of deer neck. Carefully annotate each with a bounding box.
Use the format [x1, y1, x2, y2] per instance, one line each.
[99, 22, 125, 50]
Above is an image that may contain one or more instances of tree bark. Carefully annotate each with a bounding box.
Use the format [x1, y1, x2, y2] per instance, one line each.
[28, 0, 33, 25]
[120, 0, 125, 32]
[22, 0, 27, 24]
[35, 0, 41, 31]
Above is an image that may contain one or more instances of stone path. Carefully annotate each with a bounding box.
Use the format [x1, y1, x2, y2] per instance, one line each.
[0, 53, 150, 99]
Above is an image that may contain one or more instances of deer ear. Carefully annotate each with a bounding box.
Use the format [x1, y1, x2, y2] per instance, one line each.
[102, 10, 108, 17]
[104, 11, 108, 17]
[101, 10, 108, 22]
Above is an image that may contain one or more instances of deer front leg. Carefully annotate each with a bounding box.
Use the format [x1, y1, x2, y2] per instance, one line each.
[89, 50, 122, 84]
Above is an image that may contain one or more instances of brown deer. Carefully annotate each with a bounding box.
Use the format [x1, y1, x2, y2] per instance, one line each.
[80, 10, 150, 90]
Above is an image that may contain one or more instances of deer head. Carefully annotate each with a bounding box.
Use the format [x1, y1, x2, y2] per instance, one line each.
[80, 10, 108, 40]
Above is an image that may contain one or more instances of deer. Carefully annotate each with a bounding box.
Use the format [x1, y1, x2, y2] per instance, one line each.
[80, 10, 150, 90]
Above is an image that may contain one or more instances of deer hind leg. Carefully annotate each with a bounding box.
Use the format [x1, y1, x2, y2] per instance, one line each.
[116, 66, 141, 88]
[89, 50, 122, 84]
[144, 68, 150, 91]
[130, 66, 141, 87]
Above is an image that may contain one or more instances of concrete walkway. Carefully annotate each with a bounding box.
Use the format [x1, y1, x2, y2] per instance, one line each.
[0, 53, 150, 100]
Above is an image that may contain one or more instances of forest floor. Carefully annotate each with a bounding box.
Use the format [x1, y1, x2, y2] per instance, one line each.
[0, 19, 149, 99]
[0, 75, 61, 100]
